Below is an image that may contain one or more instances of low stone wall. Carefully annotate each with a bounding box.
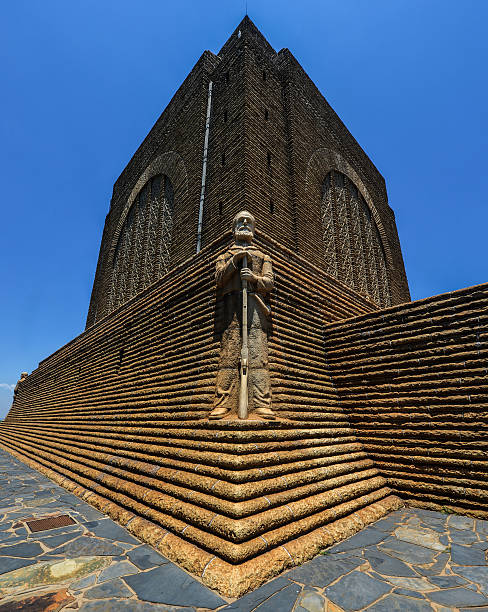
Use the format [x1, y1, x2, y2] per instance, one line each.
[324, 283, 488, 518]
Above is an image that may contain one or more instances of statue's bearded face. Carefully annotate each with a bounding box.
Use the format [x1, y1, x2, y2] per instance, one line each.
[234, 213, 255, 243]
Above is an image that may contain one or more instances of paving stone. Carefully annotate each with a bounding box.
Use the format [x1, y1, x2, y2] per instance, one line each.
[428, 574, 469, 588]
[0, 536, 25, 546]
[366, 594, 434, 611]
[123, 564, 226, 608]
[323, 550, 367, 562]
[379, 537, 437, 565]
[77, 509, 107, 521]
[0, 587, 75, 611]
[0, 557, 36, 574]
[79, 601, 189, 611]
[287, 556, 360, 588]
[452, 565, 488, 591]
[451, 543, 486, 565]
[13, 527, 28, 537]
[371, 518, 400, 532]
[0, 507, 22, 515]
[70, 572, 97, 590]
[295, 588, 326, 612]
[97, 560, 138, 583]
[412, 553, 449, 576]
[419, 522, 445, 534]
[0, 532, 17, 543]
[84, 519, 140, 545]
[449, 528, 479, 544]
[449, 515, 475, 531]
[0, 556, 110, 590]
[84, 577, 134, 599]
[50, 536, 124, 557]
[385, 576, 434, 591]
[35, 532, 80, 549]
[413, 509, 445, 521]
[0, 541, 43, 557]
[220, 577, 290, 611]
[127, 545, 169, 570]
[476, 519, 488, 534]
[325, 571, 391, 610]
[394, 526, 446, 551]
[23, 496, 55, 507]
[253, 583, 301, 611]
[363, 549, 418, 577]
[427, 588, 488, 607]
[393, 588, 425, 598]
[327, 528, 388, 553]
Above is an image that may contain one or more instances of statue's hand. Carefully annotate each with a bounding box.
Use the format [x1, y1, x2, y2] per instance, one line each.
[241, 268, 257, 283]
[232, 251, 247, 266]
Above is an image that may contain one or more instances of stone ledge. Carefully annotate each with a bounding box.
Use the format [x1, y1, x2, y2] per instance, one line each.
[0, 442, 403, 598]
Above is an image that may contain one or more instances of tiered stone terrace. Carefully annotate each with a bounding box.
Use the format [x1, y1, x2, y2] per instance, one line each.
[2, 449, 488, 611]
[0, 235, 404, 597]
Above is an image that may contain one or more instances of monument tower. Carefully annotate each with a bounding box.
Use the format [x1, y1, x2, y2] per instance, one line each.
[4, 18, 486, 598]
[86, 16, 409, 328]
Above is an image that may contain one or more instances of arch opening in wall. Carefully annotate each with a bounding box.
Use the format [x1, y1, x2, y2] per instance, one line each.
[109, 174, 174, 310]
[321, 170, 391, 307]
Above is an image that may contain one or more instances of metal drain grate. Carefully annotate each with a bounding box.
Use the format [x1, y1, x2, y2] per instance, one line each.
[26, 514, 76, 533]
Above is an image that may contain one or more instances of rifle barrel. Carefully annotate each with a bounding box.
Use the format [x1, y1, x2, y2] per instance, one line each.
[238, 253, 249, 420]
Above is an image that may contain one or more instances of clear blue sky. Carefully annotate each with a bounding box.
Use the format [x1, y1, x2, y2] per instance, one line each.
[1, 0, 487, 418]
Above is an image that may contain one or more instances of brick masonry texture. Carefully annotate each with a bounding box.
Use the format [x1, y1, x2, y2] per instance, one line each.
[324, 283, 488, 519]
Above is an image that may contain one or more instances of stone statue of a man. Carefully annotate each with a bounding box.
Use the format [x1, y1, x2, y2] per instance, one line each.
[13, 372, 28, 398]
[209, 211, 275, 420]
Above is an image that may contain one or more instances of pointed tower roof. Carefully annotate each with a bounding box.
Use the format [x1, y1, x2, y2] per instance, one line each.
[218, 15, 276, 58]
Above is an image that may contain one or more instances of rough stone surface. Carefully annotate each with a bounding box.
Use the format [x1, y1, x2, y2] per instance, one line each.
[0, 542, 43, 558]
[49, 537, 124, 558]
[363, 549, 417, 577]
[97, 560, 138, 583]
[0, 557, 36, 575]
[295, 588, 327, 612]
[426, 587, 488, 607]
[123, 565, 226, 608]
[84, 578, 134, 599]
[220, 577, 291, 611]
[287, 557, 361, 588]
[0, 588, 75, 612]
[366, 594, 433, 611]
[451, 543, 486, 566]
[379, 537, 437, 565]
[325, 571, 391, 610]
[127, 545, 169, 570]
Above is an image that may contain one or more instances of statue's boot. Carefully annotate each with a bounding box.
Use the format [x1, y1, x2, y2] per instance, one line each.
[208, 406, 230, 420]
[254, 407, 276, 420]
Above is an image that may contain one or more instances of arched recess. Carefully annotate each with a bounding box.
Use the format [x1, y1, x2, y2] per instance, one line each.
[107, 152, 188, 311]
[305, 148, 393, 306]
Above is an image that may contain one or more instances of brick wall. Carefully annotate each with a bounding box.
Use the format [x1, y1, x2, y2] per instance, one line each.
[86, 17, 409, 328]
[324, 283, 488, 518]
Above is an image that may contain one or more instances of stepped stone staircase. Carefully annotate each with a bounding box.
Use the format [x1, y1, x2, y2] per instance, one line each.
[0, 235, 404, 596]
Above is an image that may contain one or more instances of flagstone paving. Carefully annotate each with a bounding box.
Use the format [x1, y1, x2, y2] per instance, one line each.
[0, 448, 487, 611]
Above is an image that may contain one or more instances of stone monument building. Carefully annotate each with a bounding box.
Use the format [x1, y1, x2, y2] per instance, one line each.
[2, 18, 487, 597]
